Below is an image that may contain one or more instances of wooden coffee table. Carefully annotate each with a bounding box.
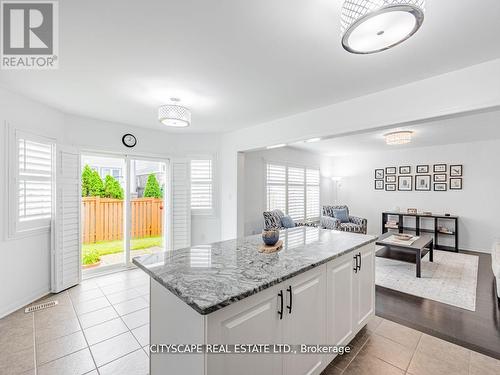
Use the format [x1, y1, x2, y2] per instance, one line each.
[376, 233, 434, 278]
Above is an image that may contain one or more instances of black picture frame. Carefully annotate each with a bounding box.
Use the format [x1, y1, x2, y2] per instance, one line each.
[385, 184, 396, 191]
[434, 183, 447, 191]
[450, 178, 463, 190]
[398, 176, 413, 191]
[450, 165, 463, 177]
[375, 180, 384, 190]
[385, 167, 397, 175]
[415, 175, 431, 191]
[399, 166, 411, 174]
[417, 165, 429, 173]
[375, 169, 384, 179]
[433, 174, 447, 182]
[433, 164, 447, 173]
[385, 175, 396, 183]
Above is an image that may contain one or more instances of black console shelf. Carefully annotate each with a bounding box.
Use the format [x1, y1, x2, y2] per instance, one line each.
[382, 212, 459, 252]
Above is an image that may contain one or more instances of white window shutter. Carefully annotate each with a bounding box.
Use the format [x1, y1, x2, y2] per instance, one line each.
[171, 160, 191, 250]
[51, 146, 81, 293]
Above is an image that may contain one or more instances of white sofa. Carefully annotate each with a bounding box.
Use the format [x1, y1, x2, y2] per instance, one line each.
[493, 241, 500, 299]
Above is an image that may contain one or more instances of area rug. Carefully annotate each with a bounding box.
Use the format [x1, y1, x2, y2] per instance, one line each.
[375, 248, 479, 311]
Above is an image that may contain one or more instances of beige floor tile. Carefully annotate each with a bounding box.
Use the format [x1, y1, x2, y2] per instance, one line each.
[416, 334, 470, 367]
[105, 289, 141, 305]
[358, 333, 414, 370]
[0, 308, 33, 331]
[132, 324, 149, 347]
[34, 303, 77, 326]
[73, 297, 110, 315]
[68, 281, 99, 296]
[0, 331, 34, 356]
[113, 297, 148, 316]
[143, 346, 150, 357]
[89, 331, 140, 367]
[374, 320, 422, 350]
[83, 318, 128, 345]
[99, 282, 130, 295]
[321, 362, 344, 374]
[469, 351, 500, 375]
[365, 315, 383, 333]
[330, 330, 370, 371]
[121, 308, 149, 330]
[35, 316, 81, 344]
[36, 330, 88, 365]
[343, 350, 405, 375]
[98, 348, 149, 375]
[0, 346, 35, 375]
[36, 348, 96, 375]
[407, 350, 468, 375]
[78, 306, 118, 329]
[69, 288, 104, 304]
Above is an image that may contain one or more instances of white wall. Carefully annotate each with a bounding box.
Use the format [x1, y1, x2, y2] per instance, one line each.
[331, 139, 500, 253]
[241, 147, 334, 235]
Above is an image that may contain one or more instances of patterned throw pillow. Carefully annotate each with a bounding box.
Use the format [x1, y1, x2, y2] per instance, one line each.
[280, 215, 295, 229]
[333, 208, 349, 223]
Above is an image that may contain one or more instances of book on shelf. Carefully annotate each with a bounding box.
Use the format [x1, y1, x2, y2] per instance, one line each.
[385, 220, 399, 229]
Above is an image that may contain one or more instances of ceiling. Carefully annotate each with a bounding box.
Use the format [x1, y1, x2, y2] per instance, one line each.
[292, 109, 500, 156]
[1, 0, 499, 133]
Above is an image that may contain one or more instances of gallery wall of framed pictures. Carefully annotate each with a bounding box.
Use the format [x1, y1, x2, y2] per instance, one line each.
[374, 164, 463, 192]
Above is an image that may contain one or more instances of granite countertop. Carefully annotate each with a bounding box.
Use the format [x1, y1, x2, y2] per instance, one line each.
[133, 227, 377, 315]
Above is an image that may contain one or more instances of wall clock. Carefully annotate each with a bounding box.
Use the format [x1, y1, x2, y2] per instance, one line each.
[122, 134, 137, 148]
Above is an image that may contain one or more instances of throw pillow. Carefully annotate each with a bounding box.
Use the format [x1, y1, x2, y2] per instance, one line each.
[333, 208, 349, 223]
[281, 215, 296, 229]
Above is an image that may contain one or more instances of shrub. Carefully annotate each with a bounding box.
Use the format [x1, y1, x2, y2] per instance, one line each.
[81, 165, 104, 197]
[143, 173, 163, 198]
[82, 249, 100, 265]
[103, 175, 124, 199]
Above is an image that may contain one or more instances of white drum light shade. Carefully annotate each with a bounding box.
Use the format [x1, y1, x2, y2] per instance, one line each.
[341, 0, 425, 54]
[158, 105, 191, 127]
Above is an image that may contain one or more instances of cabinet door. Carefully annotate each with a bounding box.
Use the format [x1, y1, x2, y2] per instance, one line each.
[327, 253, 355, 351]
[353, 245, 375, 330]
[283, 266, 326, 375]
[207, 285, 283, 375]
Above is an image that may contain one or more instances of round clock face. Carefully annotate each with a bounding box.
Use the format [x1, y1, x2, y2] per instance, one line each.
[122, 134, 136, 148]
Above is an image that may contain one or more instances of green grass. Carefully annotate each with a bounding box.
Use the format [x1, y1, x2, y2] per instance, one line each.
[82, 236, 162, 258]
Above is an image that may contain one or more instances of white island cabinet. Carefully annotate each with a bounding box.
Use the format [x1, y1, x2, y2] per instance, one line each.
[135, 228, 377, 375]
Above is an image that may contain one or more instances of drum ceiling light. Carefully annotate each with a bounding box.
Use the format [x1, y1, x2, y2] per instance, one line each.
[158, 98, 191, 127]
[341, 0, 425, 54]
[385, 130, 413, 145]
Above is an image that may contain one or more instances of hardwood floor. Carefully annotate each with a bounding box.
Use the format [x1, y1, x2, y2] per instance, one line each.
[376, 250, 500, 360]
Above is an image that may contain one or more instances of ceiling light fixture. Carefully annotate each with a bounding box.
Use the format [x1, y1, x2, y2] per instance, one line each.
[158, 98, 191, 127]
[341, 0, 425, 54]
[266, 144, 287, 150]
[384, 130, 413, 145]
[305, 137, 321, 143]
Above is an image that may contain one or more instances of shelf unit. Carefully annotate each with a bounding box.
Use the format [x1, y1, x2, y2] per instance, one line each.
[382, 212, 459, 252]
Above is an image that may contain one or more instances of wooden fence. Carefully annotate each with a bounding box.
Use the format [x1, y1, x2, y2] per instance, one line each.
[82, 197, 164, 243]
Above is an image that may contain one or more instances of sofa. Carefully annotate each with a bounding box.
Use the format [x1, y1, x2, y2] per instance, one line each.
[263, 209, 317, 230]
[320, 205, 367, 234]
[493, 241, 500, 299]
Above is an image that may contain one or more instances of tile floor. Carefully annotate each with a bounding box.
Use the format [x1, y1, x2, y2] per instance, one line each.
[1, 268, 500, 375]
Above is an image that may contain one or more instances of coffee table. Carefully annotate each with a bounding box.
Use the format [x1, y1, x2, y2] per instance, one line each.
[376, 233, 434, 278]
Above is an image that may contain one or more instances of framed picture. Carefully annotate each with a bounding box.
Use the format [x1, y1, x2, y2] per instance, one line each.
[375, 169, 384, 179]
[434, 183, 447, 191]
[417, 165, 429, 173]
[399, 166, 411, 174]
[450, 178, 462, 190]
[385, 184, 396, 191]
[415, 175, 431, 191]
[375, 180, 384, 190]
[433, 164, 447, 173]
[450, 165, 463, 177]
[385, 175, 396, 183]
[433, 174, 447, 182]
[385, 167, 396, 175]
[398, 176, 413, 191]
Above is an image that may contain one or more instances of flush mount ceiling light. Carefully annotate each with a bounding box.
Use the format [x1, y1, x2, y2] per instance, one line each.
[384, 130, 413, 145]
[158, 98, 191, 127]
[305, 137, 321, 143]
[341, 0, 425, 54]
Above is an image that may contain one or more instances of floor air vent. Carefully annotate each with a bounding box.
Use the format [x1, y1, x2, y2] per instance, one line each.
[25, 300, 58, 313]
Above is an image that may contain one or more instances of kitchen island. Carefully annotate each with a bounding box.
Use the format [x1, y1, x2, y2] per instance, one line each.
[133, 227, 377, 375]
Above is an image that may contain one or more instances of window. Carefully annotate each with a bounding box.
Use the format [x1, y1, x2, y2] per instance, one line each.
[190, 159, 213, 213]
[13, 132, 54, 234]
[266, 163, 320, 222]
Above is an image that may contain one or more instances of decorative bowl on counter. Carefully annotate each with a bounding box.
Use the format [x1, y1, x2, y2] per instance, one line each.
[262, 229, 280, 246]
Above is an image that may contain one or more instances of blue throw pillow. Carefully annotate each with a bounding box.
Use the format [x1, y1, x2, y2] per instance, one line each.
[333, 208, 349, 223]
[281, 215, 296, 229]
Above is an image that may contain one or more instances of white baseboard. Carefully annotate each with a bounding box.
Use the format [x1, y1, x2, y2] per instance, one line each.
[0, 286, 50, 319]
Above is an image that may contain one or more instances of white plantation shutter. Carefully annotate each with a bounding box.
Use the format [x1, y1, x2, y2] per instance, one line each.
[51, 146, 81, 293]
[266, 164, 286, 212]
[172, 160, 191, 250]
[288, 167, 305, 221]
[306, 168, 320, 220]
[17, 136, 54, 231]
[190, 159, 213, 212]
